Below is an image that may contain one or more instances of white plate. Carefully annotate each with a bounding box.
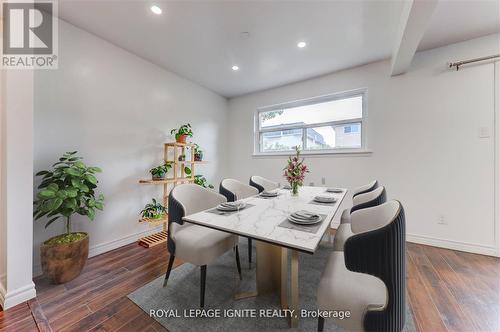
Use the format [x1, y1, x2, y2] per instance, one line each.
[260, 192, 278, 197]
[216, 202, 246, 211]
[314, 196, 337, 203]
[326, 188, 343, 193]
[288, 215, 322, 225]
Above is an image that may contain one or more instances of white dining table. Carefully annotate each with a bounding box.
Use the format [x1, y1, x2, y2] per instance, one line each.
[183, 186, 347, 327]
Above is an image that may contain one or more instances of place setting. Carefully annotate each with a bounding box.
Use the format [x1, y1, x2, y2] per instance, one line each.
[309, 194, 337, 206]
[207, 201, 254, 215]
[257, 189, 280, 199]
[279, 210, 326, 233]
[325, 187, 343, 194]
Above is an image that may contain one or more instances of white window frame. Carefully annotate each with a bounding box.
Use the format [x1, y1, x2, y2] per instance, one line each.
[253, 88, 370, 156]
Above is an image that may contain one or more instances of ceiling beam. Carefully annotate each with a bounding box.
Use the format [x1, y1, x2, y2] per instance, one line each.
[390, 0, 438, 76]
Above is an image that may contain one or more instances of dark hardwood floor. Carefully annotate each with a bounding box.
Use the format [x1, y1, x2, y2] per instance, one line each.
[0, 240, 498, 332]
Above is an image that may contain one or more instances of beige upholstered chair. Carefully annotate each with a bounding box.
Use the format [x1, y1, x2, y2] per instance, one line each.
[334, 186, 387, 251]
[317, 200, 406, 332]
[164, 184, 241, 307]
[249, 175, 279, 192]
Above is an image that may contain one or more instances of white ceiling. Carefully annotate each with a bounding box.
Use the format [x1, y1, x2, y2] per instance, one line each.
[58, 1, 500, 98]
[418, 0, 500, 51]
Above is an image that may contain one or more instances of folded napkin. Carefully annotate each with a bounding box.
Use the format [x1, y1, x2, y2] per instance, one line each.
[291, 210, 320, 220]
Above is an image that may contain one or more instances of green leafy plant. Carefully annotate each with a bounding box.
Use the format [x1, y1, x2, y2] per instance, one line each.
[184, 166, 192, 176]
[178, 154, 186, 161]
[194, 175, 214, 189]
[34, 151, 105, 236]
[170, 123, 193, 141]
[140, 198, 166, 219]
[149, 162, 172, 179]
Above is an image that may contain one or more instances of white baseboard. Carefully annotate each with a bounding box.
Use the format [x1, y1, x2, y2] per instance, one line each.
[406, 233, 499, 257]
[33, 227, 162, 277]
[0, 280, 37, 310]
[330, 224, 499, 257]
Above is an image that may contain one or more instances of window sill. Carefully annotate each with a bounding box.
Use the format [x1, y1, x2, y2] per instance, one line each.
[252, 149, 373, 158]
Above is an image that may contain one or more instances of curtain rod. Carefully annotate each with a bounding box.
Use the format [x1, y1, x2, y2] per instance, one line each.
[448, 54, 500, 70]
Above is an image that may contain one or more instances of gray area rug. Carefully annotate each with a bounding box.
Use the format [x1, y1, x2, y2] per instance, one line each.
[128, 238, 417, 332]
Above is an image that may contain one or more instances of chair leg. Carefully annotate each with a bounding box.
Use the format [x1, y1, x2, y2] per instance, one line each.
[318, 316, 325, 332]
[162, 254, 175, 287]
[248, 237, 252, 269]
[200, 265, 207, 308]
[235, 245, 242, 280]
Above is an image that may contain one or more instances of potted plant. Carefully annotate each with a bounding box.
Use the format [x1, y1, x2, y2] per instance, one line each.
[184, 166, 192, 177]
[170, 123, 193, 144]
[34, 151, 104, 284]
[178, 154, 186, 162]
[194, 174, 214, 189]
[140, 198, 166, 220]
[283, 146, 309, 195]
[194, 144, 204, 161]
[149, 162, 172, 180]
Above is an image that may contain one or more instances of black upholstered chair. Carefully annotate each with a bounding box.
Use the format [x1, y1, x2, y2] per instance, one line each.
[164, 184, 242, 308]
[219, 178, 259, 267]
[317, 200, 406, 332]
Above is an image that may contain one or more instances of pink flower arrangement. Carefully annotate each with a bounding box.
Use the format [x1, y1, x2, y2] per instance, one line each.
[283, 146, 309, 195]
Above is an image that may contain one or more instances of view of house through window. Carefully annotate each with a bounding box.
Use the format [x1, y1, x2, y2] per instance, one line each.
[257, 92, 364, 153]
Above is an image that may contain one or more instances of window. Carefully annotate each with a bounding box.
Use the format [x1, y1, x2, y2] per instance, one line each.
[255, 90, 366, 154]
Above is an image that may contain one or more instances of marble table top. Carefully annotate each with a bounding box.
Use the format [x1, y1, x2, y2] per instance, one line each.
[183, 186, 347, 254]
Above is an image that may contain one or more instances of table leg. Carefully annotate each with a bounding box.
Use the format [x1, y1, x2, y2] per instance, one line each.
[281, 247, 288, 309]
[290, 249, 299, 328]
[256, 241, 282, 294]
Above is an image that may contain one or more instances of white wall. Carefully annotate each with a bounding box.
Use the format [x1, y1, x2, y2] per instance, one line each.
[33, 19, 229, 275]
[228, 33, 500, 256]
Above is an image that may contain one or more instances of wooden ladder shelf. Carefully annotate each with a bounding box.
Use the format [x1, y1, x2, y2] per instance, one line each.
[138, 142, 207, 248]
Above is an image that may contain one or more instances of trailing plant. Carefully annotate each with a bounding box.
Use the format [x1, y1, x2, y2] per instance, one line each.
[170, 123, 193, 141]
[194, 175, 214, 189]
[34, 151, 105, 237]
[140, 198, 166, 219]
[149, 162, 172, 179]
[283, 146, 309, 195]
[193, 144, 204, 161]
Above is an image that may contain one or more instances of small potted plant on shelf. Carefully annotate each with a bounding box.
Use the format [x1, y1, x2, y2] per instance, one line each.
[149, 162, 172, 180]
[184, 166, 192, 176]
[194, 174, 214, 189]
[178, 154, 186, 162]
[170, 123, 193, 144]
[140, 198, 167, 220]
[34, 151, 105, 284]
[194, 144, 204, 161]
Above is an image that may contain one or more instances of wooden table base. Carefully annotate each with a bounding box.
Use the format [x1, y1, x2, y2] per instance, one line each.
[255, 241, 299, 328]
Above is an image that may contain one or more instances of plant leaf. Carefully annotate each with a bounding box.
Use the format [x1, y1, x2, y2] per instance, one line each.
[85, 174, 98, 185]
[38, 190, 56, 199]
[74, 161, 86, 169]
[87, 208, 95, 221]
[65, 168, 82, 177]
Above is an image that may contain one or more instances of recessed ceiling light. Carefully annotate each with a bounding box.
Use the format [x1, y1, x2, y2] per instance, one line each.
[232, 65, 239, 71]
[150, 5, 162, 15]
[297, 41, 307, 48]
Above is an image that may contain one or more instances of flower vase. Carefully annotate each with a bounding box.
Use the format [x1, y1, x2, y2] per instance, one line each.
[291, 182, 299, 196]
